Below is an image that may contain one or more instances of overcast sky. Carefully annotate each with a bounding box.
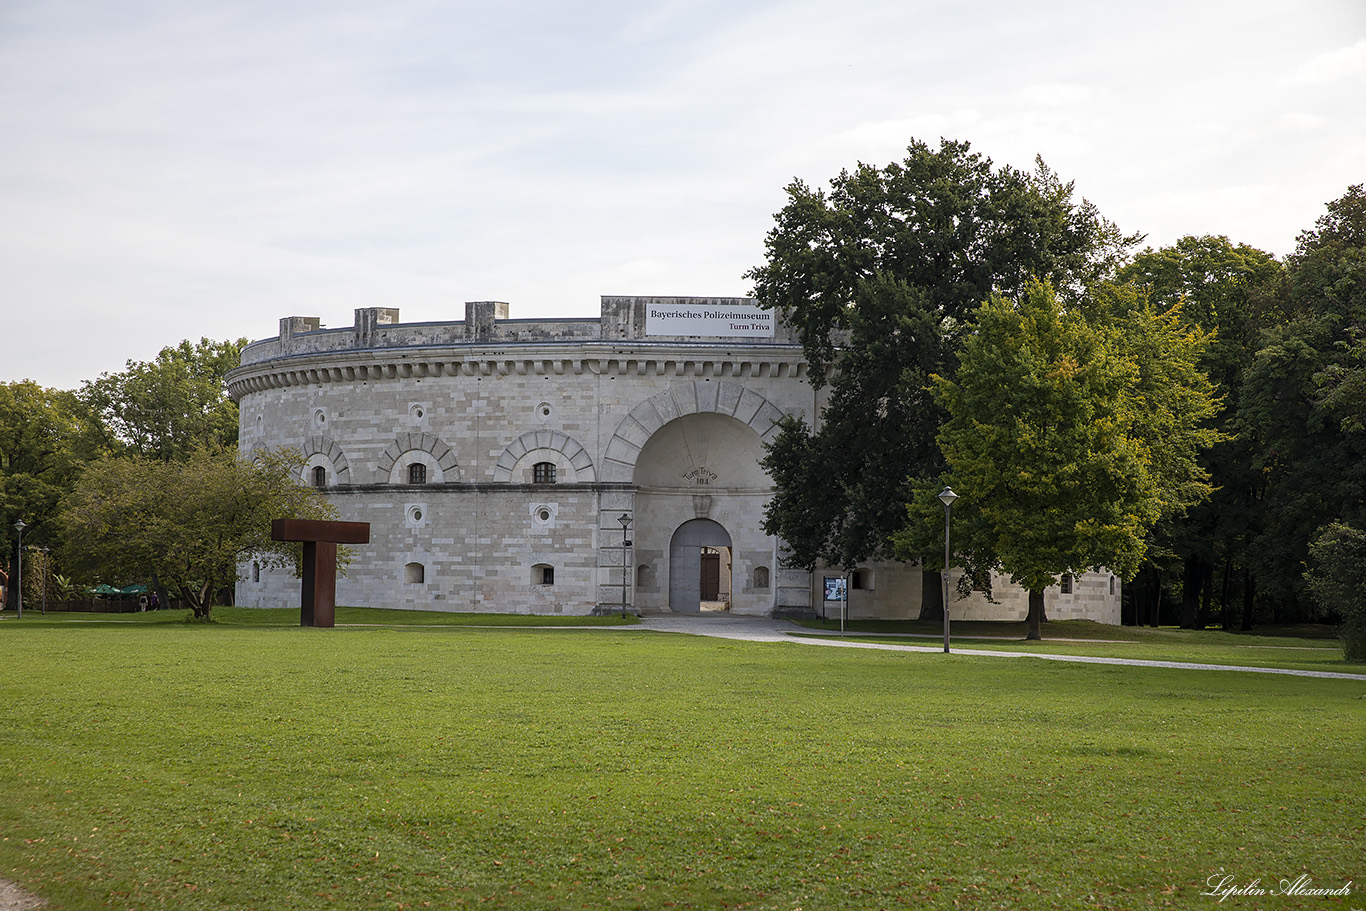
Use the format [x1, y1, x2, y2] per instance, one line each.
[3, 0, 1364, 390]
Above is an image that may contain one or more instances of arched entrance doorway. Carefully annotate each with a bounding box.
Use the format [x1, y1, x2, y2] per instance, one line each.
[669, 519, 732, 613]
[625, 401, 779, 615]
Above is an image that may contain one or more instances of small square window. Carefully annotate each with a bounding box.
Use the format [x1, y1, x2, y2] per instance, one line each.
[533, 462, 556, 484]
[409, 463, 427, 485]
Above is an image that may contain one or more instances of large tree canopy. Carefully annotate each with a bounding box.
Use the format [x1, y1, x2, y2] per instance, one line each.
[1, 381, 102, 568]
[1240, 186, 1366, 612]
[749, 139, 1139, 606]
[900, 281, 1218, 638]
[79, 337, 247, 462]
[748, 138, 1137, 379]
[759, 275, 941, 573]
[58, 447, 337, 620]
[1115, 236, 1284, 628]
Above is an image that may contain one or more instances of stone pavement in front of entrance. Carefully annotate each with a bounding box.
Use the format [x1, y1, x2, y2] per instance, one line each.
[635, 614, 1366, 682]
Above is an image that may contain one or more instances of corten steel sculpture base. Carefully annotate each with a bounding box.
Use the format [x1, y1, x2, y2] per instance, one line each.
[271, 519, 370, 628]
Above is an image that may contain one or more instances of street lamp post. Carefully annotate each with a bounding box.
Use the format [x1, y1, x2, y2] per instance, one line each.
[12, 519, 25, 620]
[618, 514, 632, 619]
[938, 488, 958, 653]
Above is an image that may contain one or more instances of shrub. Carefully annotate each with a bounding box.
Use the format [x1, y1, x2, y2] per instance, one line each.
[1306, 522, 1366, 660]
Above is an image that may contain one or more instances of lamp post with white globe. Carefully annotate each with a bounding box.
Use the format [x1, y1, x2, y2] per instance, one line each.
[12, 519, 26, 620]
[938, 488, 957, 653]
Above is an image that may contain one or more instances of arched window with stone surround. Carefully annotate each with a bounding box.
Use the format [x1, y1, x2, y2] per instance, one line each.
[405, 562, 425, 584]
[409, 463, 427, 485]
[753, 566, 770, 590]
[532, 563, 555, 585]
[312, 466, 327, 488]
[533, 462, 556, 484]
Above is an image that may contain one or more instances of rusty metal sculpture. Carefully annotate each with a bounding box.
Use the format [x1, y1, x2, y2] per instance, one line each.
[270, 519, 370, 628]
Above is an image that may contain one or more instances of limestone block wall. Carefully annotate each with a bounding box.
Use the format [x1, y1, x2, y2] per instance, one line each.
[944, 569, 1121, 624]
[230, 297, 819, 616]
[808, 563, 927, 621]
[238, 485, 604, 613]
[229, 296, 1122, 625]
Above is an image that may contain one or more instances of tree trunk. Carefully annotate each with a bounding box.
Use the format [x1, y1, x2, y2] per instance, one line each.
[1026, 588, 1044, 640]
[1219, 557, 1233, 630]
[1197, 561, 1214, 628]
[918, 569, 944, 621]
[1180, 554, 1203, 629]
[150, 572, 170, 613]
[1240, 566, 1255, 631]
[180, 582, 214, 622]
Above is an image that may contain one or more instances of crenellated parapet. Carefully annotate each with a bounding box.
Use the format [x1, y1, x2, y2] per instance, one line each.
[227, 347, 808, 400]
[226, 296, 806, 401]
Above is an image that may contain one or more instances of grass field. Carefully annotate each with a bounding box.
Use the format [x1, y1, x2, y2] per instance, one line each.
[1, 611, 1362, 910]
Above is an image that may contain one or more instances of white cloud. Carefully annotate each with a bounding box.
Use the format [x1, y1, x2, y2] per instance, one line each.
[1286, 38, 1366, 85]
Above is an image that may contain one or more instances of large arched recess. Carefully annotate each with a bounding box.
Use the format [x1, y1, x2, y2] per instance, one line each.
[602, 381, 787, 482]
[633, 412, 771, 489]
[629, 402, 777, 614]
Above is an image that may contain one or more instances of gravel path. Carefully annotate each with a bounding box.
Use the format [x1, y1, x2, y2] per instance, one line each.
[638, 614, 1366, 680]
[0, 879, 43, 911]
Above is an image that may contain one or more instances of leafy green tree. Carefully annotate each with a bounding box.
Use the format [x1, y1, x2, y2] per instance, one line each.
[1241, 317, 1366, 613]
[1, 381, 103, 605]
[1287, 184, 1366, 320]
[749, 139, 1138, 612]
[1315, 327, 1366, 432]
[58, 447, 337, 620]
[906, 281, 1217, 638]
[1305, 522, 1366, 660]
[1116, 237, 1284, 628]
[1241, 187, 1366, 617]
[1302, 187, 1366, 435]
[759, 276, 941, 575]
[79, 337, 247, 461]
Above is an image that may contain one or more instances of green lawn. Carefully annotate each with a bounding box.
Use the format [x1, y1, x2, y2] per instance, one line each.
[1, 615, 1362, 910]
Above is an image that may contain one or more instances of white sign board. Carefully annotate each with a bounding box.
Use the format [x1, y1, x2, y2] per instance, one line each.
[645, 303, 774, 338]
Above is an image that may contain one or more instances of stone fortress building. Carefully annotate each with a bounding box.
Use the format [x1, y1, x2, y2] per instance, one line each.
[227, 296, 1121, 623]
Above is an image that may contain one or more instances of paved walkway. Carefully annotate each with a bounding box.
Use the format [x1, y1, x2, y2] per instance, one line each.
[637, 614, 1366, 681]
[0, 879, 43, 911]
